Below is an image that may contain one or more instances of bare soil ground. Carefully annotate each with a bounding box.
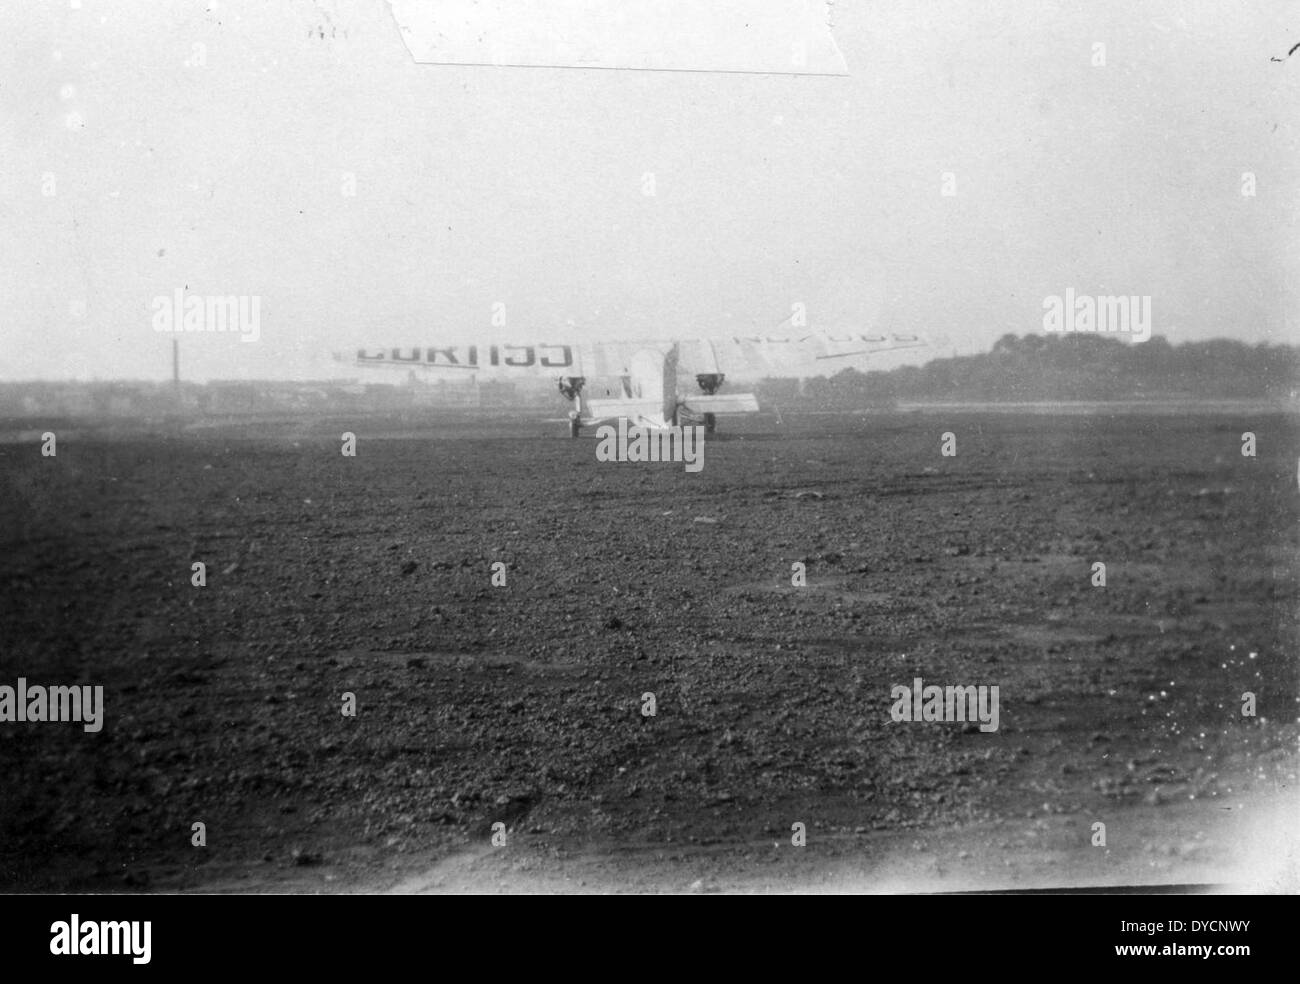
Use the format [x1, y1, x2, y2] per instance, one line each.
[1, 408, 1296, 893]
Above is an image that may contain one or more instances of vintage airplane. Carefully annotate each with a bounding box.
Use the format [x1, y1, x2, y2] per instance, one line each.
[338, 318, 924, 437]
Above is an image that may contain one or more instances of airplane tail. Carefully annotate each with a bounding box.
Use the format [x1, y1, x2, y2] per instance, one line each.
[583, 344, 680, 428]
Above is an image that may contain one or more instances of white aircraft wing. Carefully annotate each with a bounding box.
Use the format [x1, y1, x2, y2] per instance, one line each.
[338, 332, 925, 383]
[675, 333, 925, 384]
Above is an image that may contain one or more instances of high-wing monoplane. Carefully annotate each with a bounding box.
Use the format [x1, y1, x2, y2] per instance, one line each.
[339, 318, 924, 436]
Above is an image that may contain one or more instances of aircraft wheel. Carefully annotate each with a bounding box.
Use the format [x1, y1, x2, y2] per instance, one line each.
[569, 417, 581, 439]
[703, 412, 716, 434]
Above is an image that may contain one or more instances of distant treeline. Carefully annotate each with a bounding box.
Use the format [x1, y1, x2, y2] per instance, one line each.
[3, 335, 1295, 420]
[757, 334, 1299, 408]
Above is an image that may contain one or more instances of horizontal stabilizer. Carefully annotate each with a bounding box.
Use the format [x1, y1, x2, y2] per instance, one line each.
[679, 393, 760, 415]
[584, 398, 665, 424]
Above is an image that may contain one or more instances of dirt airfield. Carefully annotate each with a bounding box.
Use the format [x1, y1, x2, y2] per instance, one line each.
[1, 407, 1297, 893]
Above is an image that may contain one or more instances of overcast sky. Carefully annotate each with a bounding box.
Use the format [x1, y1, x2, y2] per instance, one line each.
[2, 0, 1297, 381]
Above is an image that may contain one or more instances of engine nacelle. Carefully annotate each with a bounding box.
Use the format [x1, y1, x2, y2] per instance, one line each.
[696, 373, 725, 395]
[558, 376, 586, 401]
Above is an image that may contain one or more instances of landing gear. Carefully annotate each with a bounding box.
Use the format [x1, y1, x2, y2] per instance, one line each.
[696, 374, 723, 434]
[559, 376, 586, 438]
